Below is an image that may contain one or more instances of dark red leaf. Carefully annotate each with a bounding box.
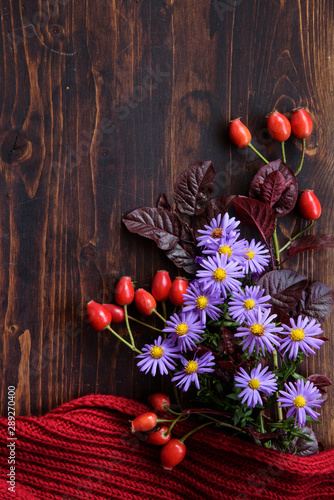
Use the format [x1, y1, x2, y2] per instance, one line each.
[232, 196, 276, 241]
[294, 428, 319, 457]
[222, 327, 237, 357]
[218, 360, 237, 373]
[307, 374, 333, 388]
[245, 427, 286, 442]
[157, 193, 172, 212]
[258, 270, 308, 312]
[195, 195, 236, 232]
[249, 159, 298, 217]
[270, 306, 291, 325]
[174, 161, 216, 215]
[122, 207, 187, 250]
[165, 242, 199, 274]
[294, 281, 334, 323]
[260, 170, 292, 207]
[286, 235, 334, 259]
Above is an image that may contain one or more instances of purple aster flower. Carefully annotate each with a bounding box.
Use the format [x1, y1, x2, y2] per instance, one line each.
[136, 336, 180, 376]
[228, 285, 272, 324]
[279, 315, 324, 360]
[171, 351, 215, 391]
[196, 213, 240, 248]
[163, 311, 204, 352]
[235, 364, 278, 408]
[196, 253, 244, 298]
[242, 239, 270, 274]
[278, 379, 324, 427]
[202, 234, 247, 264]
[182, 280, 222, 324]
[235, 308, 282, 356]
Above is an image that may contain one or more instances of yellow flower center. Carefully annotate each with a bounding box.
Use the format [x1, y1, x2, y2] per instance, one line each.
[184, 360, 199, 374]
[212, 268, 227, 282]
[196, 296, 209, 310]
[248, 378, 260, 390]
[211, 228, 223, 239]
[290, 328, 305, 342]
[218, 245, 232, 257]
[293, 395, 306, 408]
[150, 346, 164, 359]
[244, 299, 256, 310]
[176, 322, 189, 336]
[245, 249, 256, 260]
[250, 323, 265, 337]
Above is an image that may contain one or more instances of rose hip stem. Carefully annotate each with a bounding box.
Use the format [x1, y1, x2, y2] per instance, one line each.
[279, 220, 315, 254]
[165, 414, 187, 436]
[162, 301, 167, 321]
[123, 304, 135, 347]
[127, 316, 163, 333]
[281, 141, 286, 163]
[272, 221, 281, 269]
[272, 349, 283, 422]
[247, 143, 269, 164]
[153, 309, 167, 323]
[105, 325, 142, 354]
[295, 138, 306, 176]
[178, 422, 212, 443]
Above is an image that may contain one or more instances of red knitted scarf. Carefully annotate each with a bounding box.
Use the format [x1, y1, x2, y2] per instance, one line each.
[0, 394, 333, 499]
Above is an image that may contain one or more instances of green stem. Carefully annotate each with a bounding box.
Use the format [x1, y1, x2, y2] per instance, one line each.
[281, 141, 286, 163]
[162, 301, 167, 320]
[272, 349, 283, 422]
[295, 138, 306, 176]
[165, 414, 185, 436]
[248, 143, 269, 164]
[105, 325, 142, 354]
[172, 382, 182, 411]
[259, 412, 269, 448]
[179, 422, 212, 443]
[259, 411, 265, 434]
[279, 220, 314, 253]
[127, 315, 163, 333]
[197, 413, 246, 434]
[272, 222, 281, 269]
[123, 305, 135, 347]
[153, 309, 167, 323]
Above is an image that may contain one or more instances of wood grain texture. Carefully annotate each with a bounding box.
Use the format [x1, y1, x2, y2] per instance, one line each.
[0, 0, 333, 447]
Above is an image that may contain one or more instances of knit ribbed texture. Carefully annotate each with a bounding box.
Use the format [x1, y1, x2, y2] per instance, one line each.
[0, 394, 333, 499]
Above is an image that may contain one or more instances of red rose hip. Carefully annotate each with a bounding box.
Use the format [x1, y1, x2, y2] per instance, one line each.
[298, 190, 321, 220]
[114, 276, 135, 306]
[151, 270, 172, 302]
[291, 107, 313, 139]
[86, 301, 112, 331]
[148, 393, 171, 413]
[169, 277, 189, 306]
[102, 303, 125, 323]
[135, 289, 157, 316]
[161, 438, 186, 470]
[146, 426, 171, 445]
[266, 110, 291, 142]
[229, 118, 252, 148]
[131, 412, 157, 433]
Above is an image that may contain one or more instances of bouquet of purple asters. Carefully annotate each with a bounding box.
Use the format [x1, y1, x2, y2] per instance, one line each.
[132, 211, 327, 450]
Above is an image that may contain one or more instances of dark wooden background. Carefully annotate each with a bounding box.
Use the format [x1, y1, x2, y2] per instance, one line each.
[0, 0, 333, 448]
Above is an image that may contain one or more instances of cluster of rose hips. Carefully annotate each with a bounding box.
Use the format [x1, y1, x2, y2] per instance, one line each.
[86, 272, 188, 353]
[131, 393, 207, 470]
[229, 107, 321, 221]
